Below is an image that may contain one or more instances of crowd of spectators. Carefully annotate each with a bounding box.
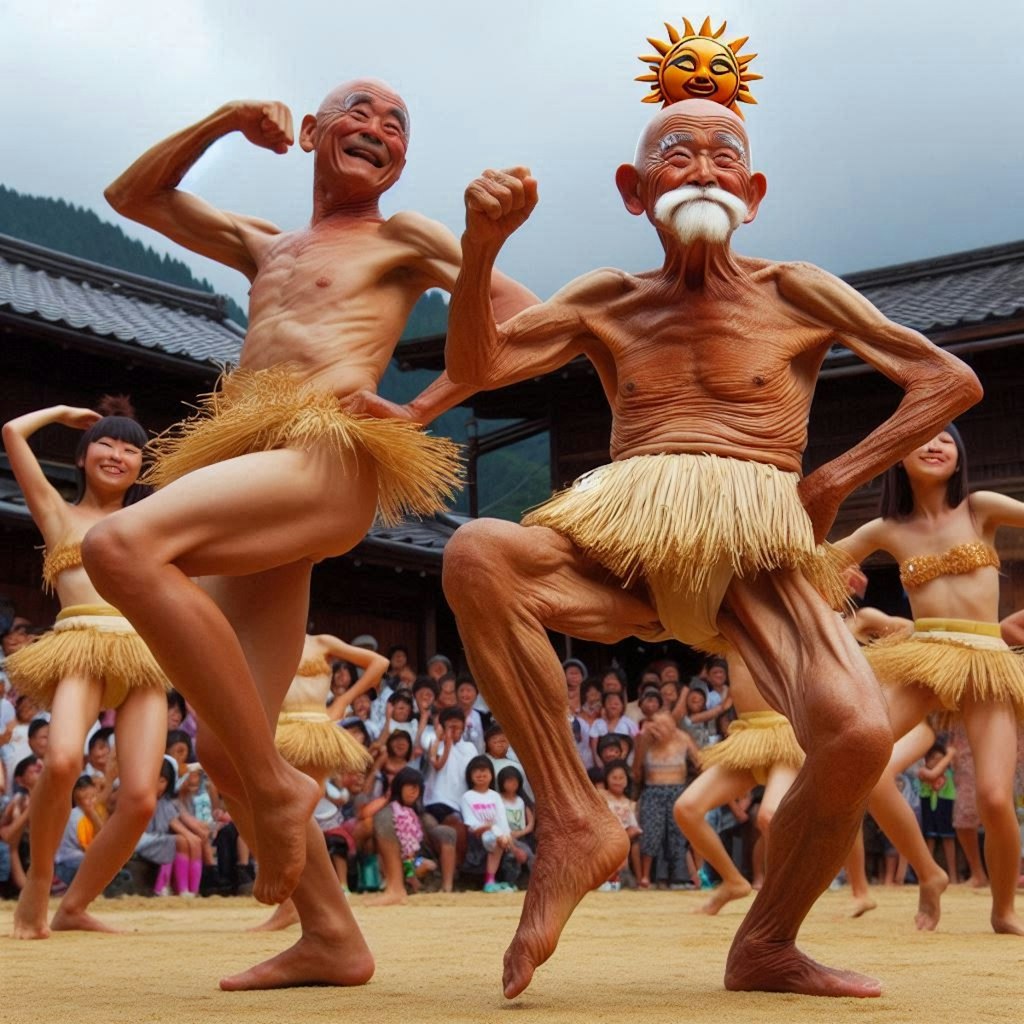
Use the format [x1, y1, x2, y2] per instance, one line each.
[3, 597, 1024, 905]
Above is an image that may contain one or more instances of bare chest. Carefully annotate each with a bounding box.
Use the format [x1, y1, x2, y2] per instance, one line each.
[593, 295, 826, 407]
[248, 230, 415, 319]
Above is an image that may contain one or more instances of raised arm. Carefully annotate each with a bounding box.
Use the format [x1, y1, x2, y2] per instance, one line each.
[3, 406, 101, 537]
[316, 636, 388, 709]
[778, 263, 983, 541]
[448, 168, 612, 389]
[970, 491, 1024, 534]
[105, 101, 290, 279]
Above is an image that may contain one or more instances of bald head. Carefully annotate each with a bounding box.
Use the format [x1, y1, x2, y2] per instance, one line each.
[318, 79, 410, 138]
[635, 99, 749, 167]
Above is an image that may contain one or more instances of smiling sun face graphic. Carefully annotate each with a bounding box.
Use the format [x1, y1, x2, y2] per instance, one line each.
[637, 17, 761, 117]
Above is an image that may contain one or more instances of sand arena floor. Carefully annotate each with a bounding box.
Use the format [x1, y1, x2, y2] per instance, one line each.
[3, 885, 1023, 1023]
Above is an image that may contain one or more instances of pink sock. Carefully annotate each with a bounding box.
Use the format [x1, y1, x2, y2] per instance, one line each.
[484, 872, 495, 885]
[189, 858, 202, 895]
[154, 862, 172, 894]
[172, 854, 189, 894]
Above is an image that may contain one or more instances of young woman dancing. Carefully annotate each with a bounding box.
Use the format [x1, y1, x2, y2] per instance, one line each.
[252, 630, 387, 930]
[4, 399, 167, 937]
[837, 426, 1024, 935]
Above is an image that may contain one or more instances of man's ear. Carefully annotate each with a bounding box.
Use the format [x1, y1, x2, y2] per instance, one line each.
[615, 163, 645, 216]
[299, 114, 318, 153]
[743, 172, 768, 223]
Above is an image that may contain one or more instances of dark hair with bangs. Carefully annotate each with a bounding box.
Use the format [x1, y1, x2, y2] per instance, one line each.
[389, 766, 424, 807]
[878, 423, 968, 521]
[74, 397, 152, 507]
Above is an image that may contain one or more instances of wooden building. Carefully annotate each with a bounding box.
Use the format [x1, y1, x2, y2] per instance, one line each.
[0, 233, 462, 666]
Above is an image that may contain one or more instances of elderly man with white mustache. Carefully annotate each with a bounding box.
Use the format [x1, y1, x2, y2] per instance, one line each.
[438, 97, 981, 1000]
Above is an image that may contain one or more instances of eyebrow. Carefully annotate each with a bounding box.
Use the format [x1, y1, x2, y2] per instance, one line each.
[343, 91, 409, 134]
[658, 131, 694, 153]
[712, 130, 748, 164]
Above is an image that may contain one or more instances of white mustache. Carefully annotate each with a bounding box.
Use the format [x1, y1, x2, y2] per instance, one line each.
[654, 186, 749, 244]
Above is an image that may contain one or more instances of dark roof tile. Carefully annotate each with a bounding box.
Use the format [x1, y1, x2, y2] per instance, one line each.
[0, 233, 243, 367]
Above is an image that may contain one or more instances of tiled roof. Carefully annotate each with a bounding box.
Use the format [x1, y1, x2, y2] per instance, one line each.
[844, 240, 1024, 335]
[0, 233, 244, 367]
[355, 512, 467, 564]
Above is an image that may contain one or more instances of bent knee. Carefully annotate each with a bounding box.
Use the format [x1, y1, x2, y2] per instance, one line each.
[114, 788, 157, 826]
[81, 518, 147, 592]
[673, 792, 702, 827]
[443, 519, 520, 606]
[44, 750, 85, 787]
[975, 784, 1014, 822]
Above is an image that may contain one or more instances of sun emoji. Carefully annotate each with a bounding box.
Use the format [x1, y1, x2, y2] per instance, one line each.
[636, 16, 761, 117]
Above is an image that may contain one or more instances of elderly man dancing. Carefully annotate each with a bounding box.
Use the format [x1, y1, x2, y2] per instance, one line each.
[441, 93, 980, 998]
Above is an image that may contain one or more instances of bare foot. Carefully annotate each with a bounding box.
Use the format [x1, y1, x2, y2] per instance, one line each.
[364, 888, 408, 907]
[992, 910, 1024, 935]
[219, 932, 375, 991]
[251, 767, 320, 905]
[726, 940, 882, 997]
[51, 905, 123, 934]
[914, 868, 949, 931]
[12, 878, 52, 940]
[968, 877, 989, 890]
[502, 803, 627, 999]
[846, 896, 878, 919]
[248, 899, 299, 932]
[696, 878, 752, 916]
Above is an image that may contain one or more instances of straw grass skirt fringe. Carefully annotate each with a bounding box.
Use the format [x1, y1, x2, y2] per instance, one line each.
[144, 366, 463, 526]
[700, 710, 805, 786]
[865, 618, 1024, 717]
[5, 604, 169, 710]
[275, 709, 373, 775]
[522, 453, 850, 652]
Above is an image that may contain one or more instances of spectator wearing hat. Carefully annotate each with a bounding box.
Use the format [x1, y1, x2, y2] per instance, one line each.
[562, 658, 588, 714]
[351, 634, 379, 653]
[426, 654, 453, 681]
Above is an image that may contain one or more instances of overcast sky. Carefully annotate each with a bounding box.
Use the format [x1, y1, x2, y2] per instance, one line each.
[4, 0, 1023, 307]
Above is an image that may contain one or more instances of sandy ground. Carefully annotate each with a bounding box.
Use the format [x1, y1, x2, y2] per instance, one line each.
[3, 885, 1023, 1024]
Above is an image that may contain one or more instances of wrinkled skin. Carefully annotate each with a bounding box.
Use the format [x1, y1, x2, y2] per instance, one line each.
[85, 79, 536, 988]
[441, 99, 981, 998]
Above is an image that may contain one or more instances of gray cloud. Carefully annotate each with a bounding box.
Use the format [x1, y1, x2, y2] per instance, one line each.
[3, 0, 1022, 307]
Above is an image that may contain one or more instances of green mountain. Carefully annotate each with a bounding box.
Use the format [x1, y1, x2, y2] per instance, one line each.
[0, 184, 551, 519]
[0, 185, 249, 326]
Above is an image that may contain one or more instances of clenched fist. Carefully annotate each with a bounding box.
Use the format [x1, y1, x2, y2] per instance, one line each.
[228, 101, 295, 155]
[464, 167, 538, 248]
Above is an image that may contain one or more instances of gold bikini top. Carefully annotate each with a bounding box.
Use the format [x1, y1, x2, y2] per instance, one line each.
[899, 542, 1000, 589]
[41, 540, 84, 592]
[296, 655, 330, 677]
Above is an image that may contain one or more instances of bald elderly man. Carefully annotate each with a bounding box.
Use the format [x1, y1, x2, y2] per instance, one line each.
[442, 99, 981, 998]
[87, 81, 535, 989]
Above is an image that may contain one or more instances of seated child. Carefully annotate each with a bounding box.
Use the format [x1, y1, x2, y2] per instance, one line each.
[599, 760, 641, 890]
[498, 765, 534, 886]
[54, 775, 104, 886]
[135, 759, 202, 896]
[460, 755, 512, 892]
